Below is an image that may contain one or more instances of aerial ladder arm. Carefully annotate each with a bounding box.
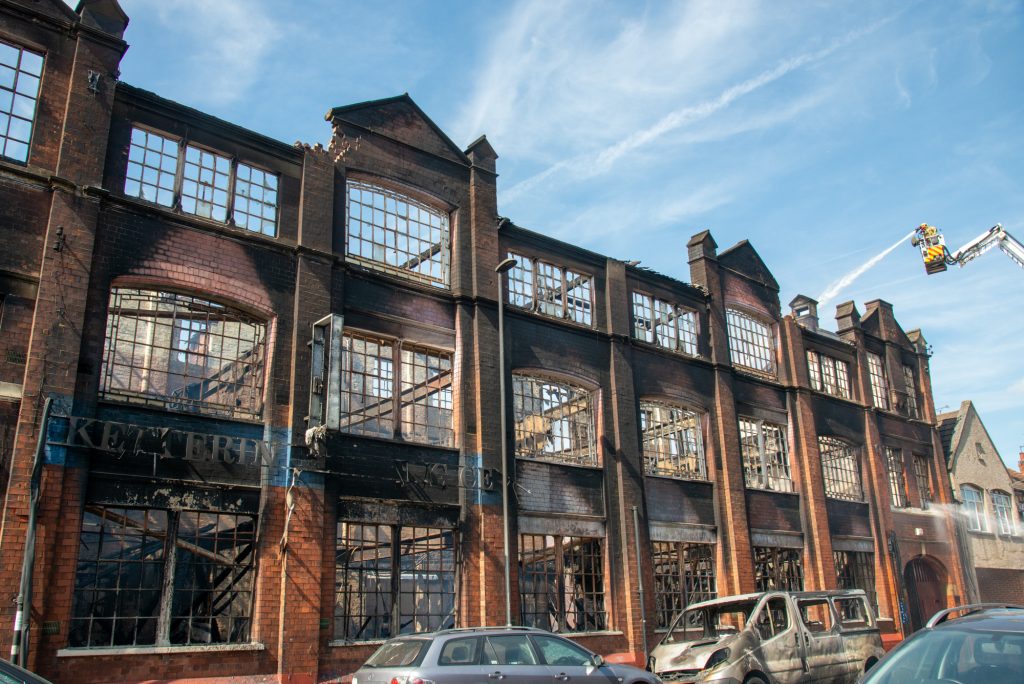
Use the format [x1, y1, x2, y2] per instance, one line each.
[911, 223, 1024, 274]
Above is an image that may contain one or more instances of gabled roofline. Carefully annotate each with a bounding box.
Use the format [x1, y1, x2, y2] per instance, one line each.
[717, 239, 781, 292]
[325, 93, 471, 166]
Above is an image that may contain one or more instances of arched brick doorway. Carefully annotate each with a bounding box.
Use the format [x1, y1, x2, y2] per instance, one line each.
[904, 556, 949, 632]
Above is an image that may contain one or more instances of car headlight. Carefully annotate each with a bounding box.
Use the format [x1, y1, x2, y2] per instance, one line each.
[703, 648, 730, 672]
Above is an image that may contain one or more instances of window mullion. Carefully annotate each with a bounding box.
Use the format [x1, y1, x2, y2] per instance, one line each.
[756, 420, 768, 489]
[390, 525, 401, 638]
[393, 341, 403, 440]
[156, 510, 180, 646]
[226, 157, 238, 226]
[555, 536, 566, 631]
[172, 139, 186, 211]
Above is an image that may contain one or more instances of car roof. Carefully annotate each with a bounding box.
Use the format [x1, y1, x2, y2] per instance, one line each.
[685, 589, 868, 611]
[931, 607, 1024, 633]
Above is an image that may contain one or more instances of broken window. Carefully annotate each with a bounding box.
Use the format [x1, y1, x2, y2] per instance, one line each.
[902, 365, 919, 419]
[991, 490, 1013, 535]
[652, 541, 716, 629]
[70, 505, 256, 648]
[833, 550, 877, 617]
[806, 350, 851, 399]
[961, 485, 986, 532]
[884, 447, 908, 508]
[334, 522, 455, 642]
[100, 288, 267, 420]
[512, 374, 595, 466]
[913, 454, 932, 509]
[0, 39, 43, 163]
[632, 292, 698, 356]
[725, 309, 775, 376]
[518, 534, 606, 633]
[753, 547, 803, 592]
[738, 417, 793, 492]
[124, 126, 280, 235]
[640, 401, 706, 480]
[818, 436, 862, 501]
[505, 252, 594, 326]
[338, 332, 454, 447]
[867, 353, 889, 410]
[346, 180, 450, 288]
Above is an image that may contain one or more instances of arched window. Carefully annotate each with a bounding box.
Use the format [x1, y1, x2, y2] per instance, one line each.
[512, 374, 595, 466]
[100, 288, 267, 419]
[345, 180, 450, 288]
[960, 485, 987, 532]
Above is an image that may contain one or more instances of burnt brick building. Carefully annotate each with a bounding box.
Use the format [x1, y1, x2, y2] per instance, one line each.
[0, 1, 968, 682]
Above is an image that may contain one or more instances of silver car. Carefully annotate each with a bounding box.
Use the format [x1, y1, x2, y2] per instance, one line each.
[649, 590, 884, 683]
[352, 625, 662, 684]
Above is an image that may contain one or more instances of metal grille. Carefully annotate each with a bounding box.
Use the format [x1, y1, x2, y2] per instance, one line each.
[806, 351, 851, 399]
[753, 547, 803, 592]
[991, 491, 1013, 535]
[100, 288, 267, 419]
[738, 418, 793, 492]
[818, 436, 862, 501]
[234, 163, 279, 236]
[902, 365, 919, 419]
[513, 374, 596, 466]
[726, 309, 775, 375]
[834, 550, 877, 615]
[334, 522, 455, 643]
[70, 506, 256, 648]
[651, 542, 716, 628]
[182, 145, 230, 221]
[519, 534, 606, 633]
[505, 254, 594, 327]
[400, 344, 454, 447]
[339, 332, 395, 438]
[961, 485, 986, 531]
[70, 507, 167, 647]
[171, 511, 256, 645]
[0, 39, 42, 163]
[125, 127, 178, 207]
[346, 180, 450, 288]
[913, 454, 931, 509]
[640, 401, 706, 480]
[867, 353, 889, 410]
[884, 447, 908, 508]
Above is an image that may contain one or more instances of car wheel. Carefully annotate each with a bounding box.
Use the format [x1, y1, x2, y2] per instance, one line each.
[745, 675, 769, 684]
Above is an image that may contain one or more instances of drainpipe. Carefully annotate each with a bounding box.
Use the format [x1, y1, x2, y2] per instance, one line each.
[12, 396, 52, 667]
[632, 506, 649, 665]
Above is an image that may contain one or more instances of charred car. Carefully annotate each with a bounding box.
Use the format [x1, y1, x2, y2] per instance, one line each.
[648, 589, 884, 683]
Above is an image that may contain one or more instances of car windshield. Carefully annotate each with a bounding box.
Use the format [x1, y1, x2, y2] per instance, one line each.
[665, 600, 757, 642]
[364, 639, 427, 668]
[865, 626, 1024, 684]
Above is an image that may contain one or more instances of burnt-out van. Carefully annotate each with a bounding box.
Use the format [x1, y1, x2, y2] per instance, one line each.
[648, 589, 884, 683]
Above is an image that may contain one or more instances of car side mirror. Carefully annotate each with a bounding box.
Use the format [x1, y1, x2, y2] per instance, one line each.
[591, 655, 605, 667]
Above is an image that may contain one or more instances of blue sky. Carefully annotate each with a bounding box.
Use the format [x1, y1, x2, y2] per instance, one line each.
[106, 0, 1023, 468]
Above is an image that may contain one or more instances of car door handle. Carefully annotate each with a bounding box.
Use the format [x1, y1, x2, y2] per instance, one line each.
[488, 673, 505, 680]
[554, 675, 570, 681]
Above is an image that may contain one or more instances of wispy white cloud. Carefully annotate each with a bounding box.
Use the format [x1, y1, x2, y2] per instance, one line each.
[148, 0, 282, 106]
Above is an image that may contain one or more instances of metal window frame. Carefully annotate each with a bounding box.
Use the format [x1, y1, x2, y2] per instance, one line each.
[753, 546, 803, 592]
[512, 374, 596, 466]
[333, 521, 457, 642]
[738, 417, 793, 492]
[912, 454, 931, 509]
[726, 309, 775, 376]
[818, 436, 863, 501]
[867, 353, 889, 410]
[0, 38, 43, 164]
[518, 533, 607, 634]
[901, 365, 919, 419]
[639, 400, 707, 480]
[505, 253, 595, 328]
[345, 180, 451, 289]
[884, 447, 909, 508]
[833, 550, 877, 615]
[651, 541, 717, 629]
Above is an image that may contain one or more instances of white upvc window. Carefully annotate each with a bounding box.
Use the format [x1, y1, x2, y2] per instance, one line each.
[726, 309, 775, 376]
[991, 491, 1013, 535]
[961, 485, 987, 532]
[866, 353, 889, 410]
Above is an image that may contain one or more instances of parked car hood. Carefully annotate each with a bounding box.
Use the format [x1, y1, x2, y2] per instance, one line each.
[650, 632, 739, 672]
